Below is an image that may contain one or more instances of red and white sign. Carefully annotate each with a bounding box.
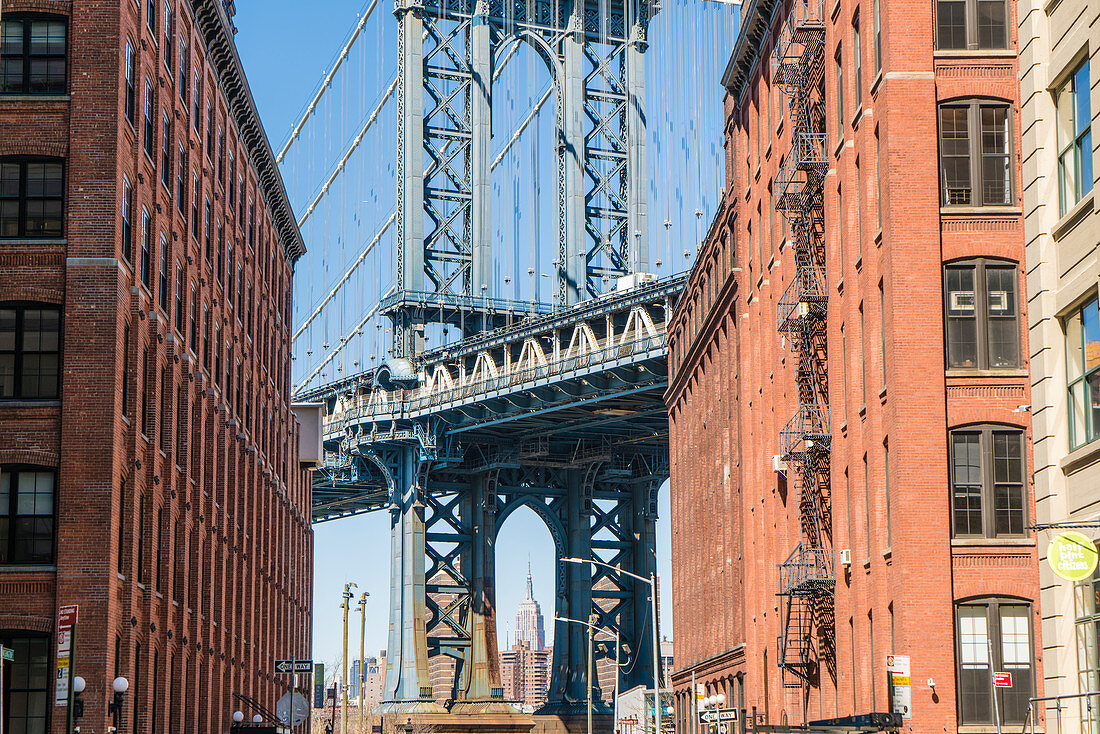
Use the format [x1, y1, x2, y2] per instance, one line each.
[993, 672, 1013, 688]
[54, 605, 77, 706]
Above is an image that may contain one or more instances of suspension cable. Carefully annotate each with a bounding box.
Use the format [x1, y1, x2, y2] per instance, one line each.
[294, 287, 396, 396]
[277, 0, 380, 164]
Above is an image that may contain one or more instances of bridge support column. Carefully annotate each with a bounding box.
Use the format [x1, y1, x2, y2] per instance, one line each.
[380, 448, 445, 712]
[618, 478, 660, 692]
[560, 0, 587, 305]
[470, 0, 493, 302]
[394, 1, 425, 358]
[625, 19, 649, 275]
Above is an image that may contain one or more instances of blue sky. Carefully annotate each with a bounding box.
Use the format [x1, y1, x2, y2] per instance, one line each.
[232, 0, 739, 673]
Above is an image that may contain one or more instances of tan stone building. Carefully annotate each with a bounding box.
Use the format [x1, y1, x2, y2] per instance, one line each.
[1020, 0, 1100, 730]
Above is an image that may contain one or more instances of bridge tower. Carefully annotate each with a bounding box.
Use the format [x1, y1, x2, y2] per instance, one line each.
[371, 0, 665, 719]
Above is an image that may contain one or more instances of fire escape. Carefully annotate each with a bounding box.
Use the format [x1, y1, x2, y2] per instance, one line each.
[772, 0, 834, 688]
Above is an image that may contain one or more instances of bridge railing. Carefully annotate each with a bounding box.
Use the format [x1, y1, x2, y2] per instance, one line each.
[323, 333, 668, 432]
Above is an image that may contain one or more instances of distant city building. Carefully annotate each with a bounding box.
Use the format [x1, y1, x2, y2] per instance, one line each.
[500, 640, 552, 712]
[349, 659, 362, 699]
[363, 652, 387, 709]
[515, 562, 546, 650]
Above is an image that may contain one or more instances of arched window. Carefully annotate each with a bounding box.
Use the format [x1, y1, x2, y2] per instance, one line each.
[0, 465, 56, 564]
[0, 303, 61, 399]
[0, 14, 67, 94]
[949, 424, 1026, 538]
[944, 259, 1020, 369]
[938, 99, 1013, 206]
[955, 598, 1033, 725]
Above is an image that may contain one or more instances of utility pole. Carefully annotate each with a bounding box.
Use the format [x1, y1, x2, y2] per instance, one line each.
[587, 613, 597, 734]
[357, 591, 370, 730]
[342, 583, 358, 734]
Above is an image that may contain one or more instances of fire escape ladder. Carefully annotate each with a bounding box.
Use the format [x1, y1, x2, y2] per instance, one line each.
[772, 0, 833, 690]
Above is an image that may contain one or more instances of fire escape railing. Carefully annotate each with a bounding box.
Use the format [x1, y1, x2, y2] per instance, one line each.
[771, 0, 833, 689]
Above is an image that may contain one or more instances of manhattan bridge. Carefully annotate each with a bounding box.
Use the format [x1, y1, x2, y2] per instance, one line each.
[279, 0, 735, 720]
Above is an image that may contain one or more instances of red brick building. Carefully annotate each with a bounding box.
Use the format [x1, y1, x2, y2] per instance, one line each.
[0, 1, 313, 732]
[666, 0, 1040, 731]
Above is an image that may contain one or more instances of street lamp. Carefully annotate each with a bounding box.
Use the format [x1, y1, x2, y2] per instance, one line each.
[555, 614, 601, 734]
[107, 676, 129, 733]
[72, 676, 86, 722]
[233, 711, 245, 723]
[356, 591, 370, 729]
[562, 557, 662, 734]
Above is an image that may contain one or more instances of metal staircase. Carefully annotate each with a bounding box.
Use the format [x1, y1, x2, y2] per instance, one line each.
[771, 0, 834, 688]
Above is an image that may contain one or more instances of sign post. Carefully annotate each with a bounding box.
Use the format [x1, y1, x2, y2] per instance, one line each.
[886, 655, 911, 720]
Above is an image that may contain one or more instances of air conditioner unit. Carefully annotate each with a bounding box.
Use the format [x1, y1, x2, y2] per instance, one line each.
[772, 454, 786, 473]
[839, 549, 852, 566]
[797, 301, 810, 318]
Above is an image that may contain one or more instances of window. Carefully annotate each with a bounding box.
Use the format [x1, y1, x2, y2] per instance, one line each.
[956, 600, 1033, 725]
[121, 324, 130, 416]
[177, 143, 186, 213]
[873, 0, 881, 73]
[121, 176, 133, 263]
[163, 1, 173, 73]
[0, 158, 63, 238]
[936, 0, 1007, 50]
[0, 633, 50, 733]
[0, 467, 55, 563]
[878, 279, 886, 384]
[205, 101, 213, 157]
[203, 198, 212, 262]
[140, 207, 151, 288]
[191, 172, 199, 238]
[835, 47, 844, 140]
[179, 37, 188, 103]
[125, 40, 136, 124]
[0, 305, 60, 399]
[161, 113, 171, 189]
[883, 440, 891, 546]
[147, 0, 156, 35]
[853, 12, 862, 111]
[143, 79, 155, 160]
[189, 284, 197, 351]
[158, 234, 168, 312]
[1057, 59, 1093, 216]
[217, 127, 225, 183]
[950, 427, 1026, 538]
[939, 101, 1012, 206]
[944, 260, 1020, 369]
[193, 67, 202, 127]
[1074, 565, 1100, 731]
[1066, 297, 1100, 449]
[0, 15, 66, 95]
[175, 262, 184, 331]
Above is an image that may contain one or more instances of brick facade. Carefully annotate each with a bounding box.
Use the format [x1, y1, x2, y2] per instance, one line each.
[0, 1, 312, 732]
[666, 0, 1041, 731]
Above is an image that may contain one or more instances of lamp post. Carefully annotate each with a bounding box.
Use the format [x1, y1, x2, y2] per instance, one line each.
[555, 614, 601, 734]
[562, 558, 662, 734]
[342, 583, 358, 734]
[357, 591, 370, 729]
[107, 676, 129, 733]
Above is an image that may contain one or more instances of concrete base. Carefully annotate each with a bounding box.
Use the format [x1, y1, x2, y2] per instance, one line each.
[369, 709, 613, 734]
[532, 713, 614, 734]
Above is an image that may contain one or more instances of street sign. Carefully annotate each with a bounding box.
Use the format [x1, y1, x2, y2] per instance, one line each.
[55, 605, 78, 706]
[1048, 532, 1099, 581]
[276, 691, 310, 727]
[994, 672, 1012, 688]
[274, 660, 313, 674]
[886, 654, 912, 720]
[1, 646, 13, 662]
[700, 709, 739, 723]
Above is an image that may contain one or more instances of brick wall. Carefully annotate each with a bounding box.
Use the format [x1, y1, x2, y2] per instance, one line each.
[0, 1, 313, 732]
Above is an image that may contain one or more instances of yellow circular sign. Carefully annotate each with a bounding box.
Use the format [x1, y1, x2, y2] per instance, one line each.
[1048, 531, 1099, 581]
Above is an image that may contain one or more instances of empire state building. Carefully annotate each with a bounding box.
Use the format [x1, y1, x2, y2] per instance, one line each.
[515, 563, 546, 650]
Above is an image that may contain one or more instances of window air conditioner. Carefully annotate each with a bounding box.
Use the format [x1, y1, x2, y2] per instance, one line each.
[839, 549, 852, 566]
[772, 454, 786, 473]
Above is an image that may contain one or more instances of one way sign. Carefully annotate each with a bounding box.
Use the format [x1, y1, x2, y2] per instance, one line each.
[274, 660, 313, 674]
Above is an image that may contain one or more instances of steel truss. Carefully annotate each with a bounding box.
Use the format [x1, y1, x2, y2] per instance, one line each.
[391, 0, 654, 357]
[771, 0, 835, 690]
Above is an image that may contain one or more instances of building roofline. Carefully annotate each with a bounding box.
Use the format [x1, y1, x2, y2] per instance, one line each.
[189, 0, 307, 264]
[720, 0, 778, 103]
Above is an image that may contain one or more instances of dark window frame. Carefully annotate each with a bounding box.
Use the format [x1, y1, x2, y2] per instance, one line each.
[0, 630, 52, 732]
[143, 79, 155, 161]
[935, 0, 1009, 50]
[938, 99, 1014, 207]
[0, 302, 61, 400]
[124, 39, 136, 125]
[0, 157, 64, 239]
[121, 175, 134, 264]
[160, 112, 172, 190]
[0, 465, 57, 564]
[949, 424, 1027, 539]
[176, 142, 186, 215]
[943, 258, 1021, 370]
[955, 598, 1034, 726]
[0, 13, 68, 95]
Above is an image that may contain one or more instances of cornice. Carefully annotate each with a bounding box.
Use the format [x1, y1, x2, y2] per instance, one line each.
[188, 0, 306, 264]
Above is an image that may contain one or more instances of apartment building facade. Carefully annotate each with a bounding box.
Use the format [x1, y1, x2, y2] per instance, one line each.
[667, 0, 1041, 730]
[1019, 0, 1100, 730]
[0, 1, 313, 732]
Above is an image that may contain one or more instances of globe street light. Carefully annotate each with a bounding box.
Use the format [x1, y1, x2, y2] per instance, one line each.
[108, 676, 129, 733]
[233, 711, 245, 723]
[562, 557, 663, 734]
